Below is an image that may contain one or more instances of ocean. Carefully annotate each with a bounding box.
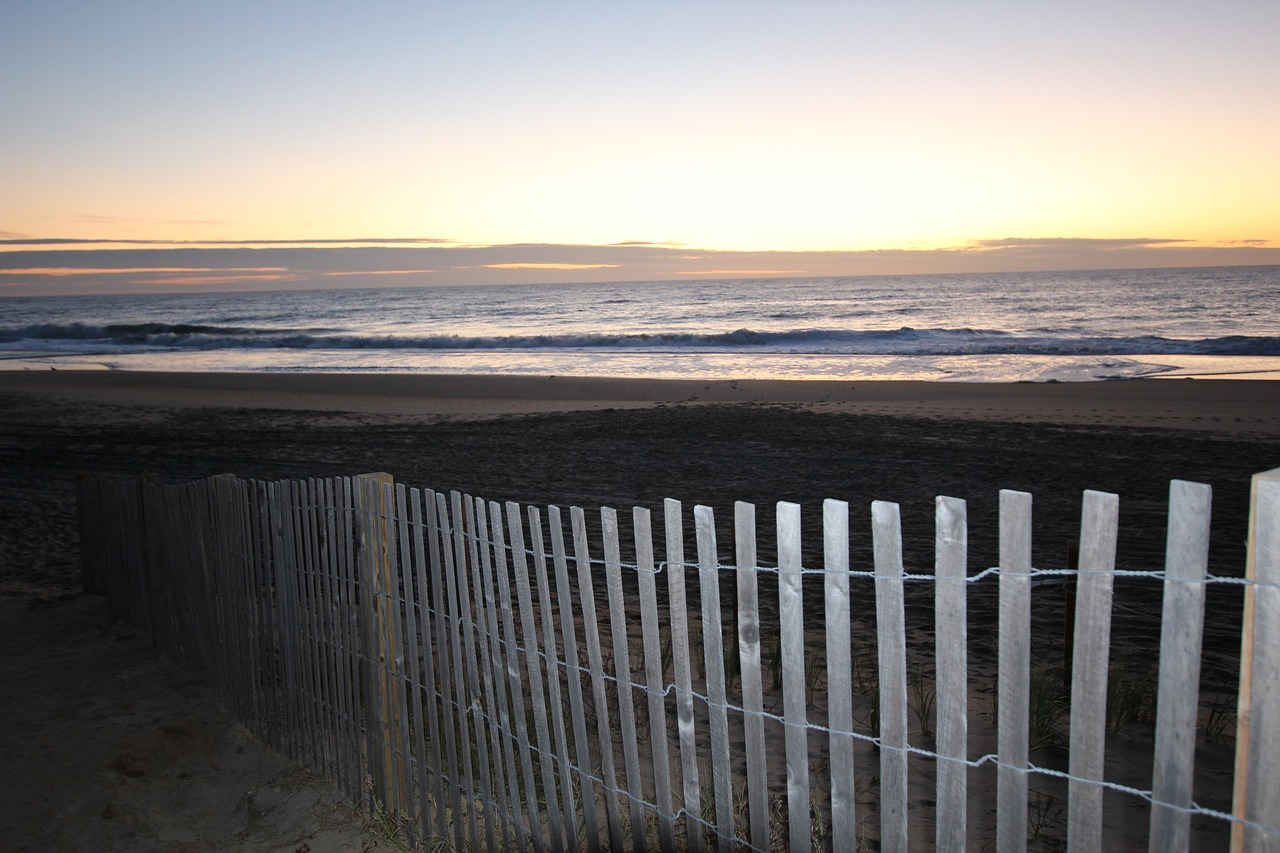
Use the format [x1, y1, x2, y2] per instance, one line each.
[2, 265, 1278, 382]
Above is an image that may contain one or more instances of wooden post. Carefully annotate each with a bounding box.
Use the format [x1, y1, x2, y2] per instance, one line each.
[354, 472, 405, 813]
[1231, 466, 1280, 852]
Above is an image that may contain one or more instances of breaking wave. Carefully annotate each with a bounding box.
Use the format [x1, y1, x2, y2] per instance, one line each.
[3, 321, 1278, 356]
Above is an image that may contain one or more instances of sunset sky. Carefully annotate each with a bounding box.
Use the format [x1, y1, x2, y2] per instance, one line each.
[3, 0, 1279, 295]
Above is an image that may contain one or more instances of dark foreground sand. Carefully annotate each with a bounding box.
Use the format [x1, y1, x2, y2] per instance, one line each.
[1, 371, 1278, 850]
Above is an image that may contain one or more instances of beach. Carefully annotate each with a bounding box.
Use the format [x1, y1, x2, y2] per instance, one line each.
[2, 370, 1278, 850]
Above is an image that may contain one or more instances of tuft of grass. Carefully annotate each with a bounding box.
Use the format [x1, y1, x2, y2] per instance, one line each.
[908, 667, 937, 740]
[1106, 666, 1158, 736]
[1027, 668, 1068, 753]
[359, 774, 460, 853]
[1203, 691, 1236, 744]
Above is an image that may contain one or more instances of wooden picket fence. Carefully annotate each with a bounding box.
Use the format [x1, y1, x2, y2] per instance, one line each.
[77, 468, 1280, 852]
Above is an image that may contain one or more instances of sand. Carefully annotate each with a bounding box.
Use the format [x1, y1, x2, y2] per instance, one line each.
[2, 370, 1278, 850]
[4, 369, 1280, 430]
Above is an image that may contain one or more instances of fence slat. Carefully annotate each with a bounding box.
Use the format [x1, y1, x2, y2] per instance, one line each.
[936, 496, 968, 853]
[695, 504, 735, 851]
[530, 506, 583, 851]
[635, 506, 677, 852]
[385, 482, 413, 817]
[735, 500, 770, 853]
[426, 489, 462, 842]
[664, 498, 704, 853]
[778, 501, 811, 853]
[1149, 480, 1211, 852]
[997, 490, 1033, 853]
[297, 480, 324, 776]
[571, 506, 624, 853]
[507, 502, 567, 851]
[1066, 489, 1120, 853]
[824, 498, 857, 852]
[313, 480, 339, 788]
[409, 487, 447, 839]
[273, 481, 306, 765]
[394, 483, 426, 830]
[549, 504, 601, 853]
[337, 478, 364, 802]
[490, 500, 546, 853]
[470, 497, 518, 853]
[1238, 468, 1280, 852]
[873, 499, 909, 853]
[457, 493, 500, 853]
[438, 491, 478, 851]
[602, 507, 648, 850]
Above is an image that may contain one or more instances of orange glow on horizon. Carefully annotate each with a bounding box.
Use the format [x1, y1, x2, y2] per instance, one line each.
[678, 269, 806, 276]
[0, 266, 291, 277]
[483, 262, 622, 271]
[321, 269, 437, 276]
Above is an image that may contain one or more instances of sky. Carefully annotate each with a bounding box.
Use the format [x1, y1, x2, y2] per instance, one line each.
[2, 0, 1279, 296]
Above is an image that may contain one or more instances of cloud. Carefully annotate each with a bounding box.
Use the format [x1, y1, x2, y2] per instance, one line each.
[2, 236, 1277, 296]
[0, 236, 456, 248]
[0, 266, 289, 277]
[321, 269, 437, 277]
[967, 237, 1191, 252]
[140, 274, 296, 286]
[483, 262, 622, 271]
[677, 269, 806, 276]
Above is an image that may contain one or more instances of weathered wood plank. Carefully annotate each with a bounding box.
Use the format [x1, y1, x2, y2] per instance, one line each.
[549, 504, 601, 853]
[601, 507, 648, 850]
[385, 482, 413, 817]
[664, 498, 704, 853]
[997, 490, 1033, 853]
[1066, 490, 1119, 853]
[409, 487, 447, 838]
[778, 501, 810, 853]
[695, 504, 735, 851]
[635, 506, 677, 852]
[873, 500, 909, 853]
[571, 506, 624, 853]
[437, 491, 477, 851]
[488, 499, 544, 852]
[529, 505, 583, 852]
[1238, 468, 1280, 852]
[735, 501, 770, 853]
[1148, 480, 1211, 852]
[424, 490, 461, 843]
[506, 501, 566, 851]
[824, 498, 857, 852]
[470, 497, 517, 852]
[394, 483, 426, 829]
[456, 493, 499, 852]
[935, 495, 968, 853]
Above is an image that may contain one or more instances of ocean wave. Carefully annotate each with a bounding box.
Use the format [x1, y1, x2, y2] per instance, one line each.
[2, 322, 1279, 356]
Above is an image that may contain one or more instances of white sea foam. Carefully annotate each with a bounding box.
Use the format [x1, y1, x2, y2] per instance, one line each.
[2, 266, 1277, 381]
